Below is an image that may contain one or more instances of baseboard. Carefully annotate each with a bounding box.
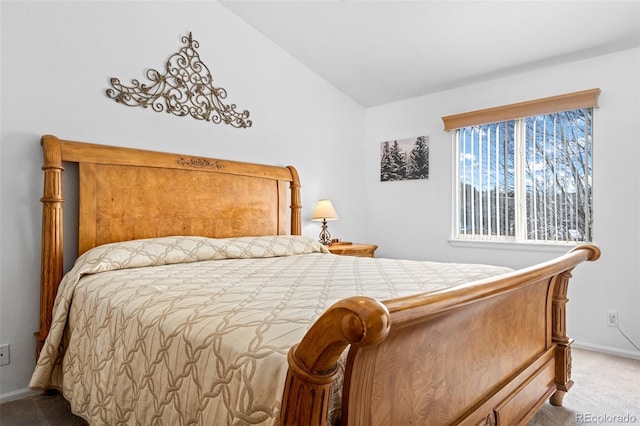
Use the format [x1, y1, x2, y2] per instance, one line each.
[0, 388, 40, 404]
[573, 341, 640, 360]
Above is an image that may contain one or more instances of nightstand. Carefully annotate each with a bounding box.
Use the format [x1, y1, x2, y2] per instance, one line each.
[326, 242, 378, 258]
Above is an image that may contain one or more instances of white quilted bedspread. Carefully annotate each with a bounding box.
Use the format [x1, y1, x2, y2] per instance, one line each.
[29, 235, 512, 425]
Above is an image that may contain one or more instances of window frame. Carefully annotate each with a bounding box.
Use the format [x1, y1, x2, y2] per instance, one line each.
[443, 89, 600, 246]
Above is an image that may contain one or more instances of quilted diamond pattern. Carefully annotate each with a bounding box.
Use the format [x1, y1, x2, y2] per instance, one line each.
[30, 235, 511, 425]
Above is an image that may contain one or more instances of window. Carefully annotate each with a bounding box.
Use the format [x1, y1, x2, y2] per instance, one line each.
[442, 89, 600, 244]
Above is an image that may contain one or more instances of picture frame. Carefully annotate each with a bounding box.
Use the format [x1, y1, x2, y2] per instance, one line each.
[380, 135, 429, 181]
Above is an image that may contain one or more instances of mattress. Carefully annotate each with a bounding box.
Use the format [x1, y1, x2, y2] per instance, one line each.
[29, 235, 512, 425]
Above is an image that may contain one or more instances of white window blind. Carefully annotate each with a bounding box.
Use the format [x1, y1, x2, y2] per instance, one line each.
[444, 90, 599, 244]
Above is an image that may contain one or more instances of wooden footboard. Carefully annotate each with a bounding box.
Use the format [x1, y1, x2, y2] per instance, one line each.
[280, 244, 600, 425]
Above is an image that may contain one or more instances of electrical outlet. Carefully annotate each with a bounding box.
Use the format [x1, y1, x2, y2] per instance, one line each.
[606, 311, 619, 327]
[0, 344, 9, 366]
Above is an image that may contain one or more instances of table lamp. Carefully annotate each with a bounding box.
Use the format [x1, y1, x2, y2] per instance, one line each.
[311, 199, 339, 245]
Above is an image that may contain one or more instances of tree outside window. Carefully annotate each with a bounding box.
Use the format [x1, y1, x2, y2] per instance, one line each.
[456, 108, 593, 243]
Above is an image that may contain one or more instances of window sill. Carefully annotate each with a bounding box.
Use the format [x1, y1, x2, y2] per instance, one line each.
[448, 239, 582, 253]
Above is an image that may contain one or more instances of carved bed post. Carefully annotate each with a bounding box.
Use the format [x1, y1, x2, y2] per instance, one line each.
[279, 297, 390, 426]
[287, 166, 302, 235]
[550, 245, 601, 406]
[35, 135, 64, 360]
[549, 269, 574, 406]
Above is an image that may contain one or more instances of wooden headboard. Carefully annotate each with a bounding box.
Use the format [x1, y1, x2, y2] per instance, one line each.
[37, 134, 302, 355]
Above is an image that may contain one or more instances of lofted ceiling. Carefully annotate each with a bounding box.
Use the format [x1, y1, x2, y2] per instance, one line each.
[221, 1, 640, 108]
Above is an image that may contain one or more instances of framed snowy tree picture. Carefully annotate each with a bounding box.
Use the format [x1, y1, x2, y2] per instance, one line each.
[380, 136, 429, 181]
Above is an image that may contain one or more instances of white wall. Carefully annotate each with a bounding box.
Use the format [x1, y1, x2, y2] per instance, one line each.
[0, 1, 366, 399]
[364, 48, 640, 358]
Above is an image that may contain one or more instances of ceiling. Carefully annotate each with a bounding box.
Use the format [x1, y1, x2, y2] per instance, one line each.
[221, 1, 640, 108]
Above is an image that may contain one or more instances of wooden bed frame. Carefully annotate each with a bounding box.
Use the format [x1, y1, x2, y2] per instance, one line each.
[37, 134, 600, 425]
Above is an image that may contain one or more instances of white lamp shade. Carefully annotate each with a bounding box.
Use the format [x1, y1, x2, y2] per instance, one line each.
[311, 199, 339, 221]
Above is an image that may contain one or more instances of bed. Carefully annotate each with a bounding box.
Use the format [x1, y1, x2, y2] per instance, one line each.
[30, 135, 600, 425]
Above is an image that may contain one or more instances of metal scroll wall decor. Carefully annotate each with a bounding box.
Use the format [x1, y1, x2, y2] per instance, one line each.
[106, 33, 252, 128]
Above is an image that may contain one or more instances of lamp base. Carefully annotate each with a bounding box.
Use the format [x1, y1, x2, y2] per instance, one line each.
[318, 220, 332, 246]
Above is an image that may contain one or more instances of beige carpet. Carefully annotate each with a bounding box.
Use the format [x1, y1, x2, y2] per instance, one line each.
[529, 348, 640, 425]
[1, 348, 638, 425]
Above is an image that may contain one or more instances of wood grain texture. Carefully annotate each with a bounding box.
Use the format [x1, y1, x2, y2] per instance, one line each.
[80, 163, 281, 252]
[279, 297, 390, 426]
[342, 281, 550, 425]
[441, 88, 601, 131]
[36, 135, 65, 358]
[327, 243, 378, 257]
